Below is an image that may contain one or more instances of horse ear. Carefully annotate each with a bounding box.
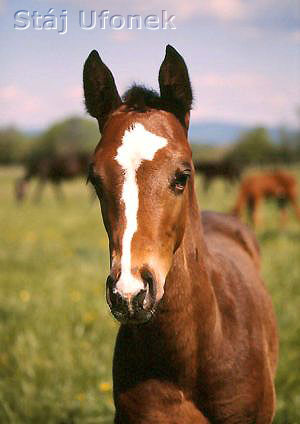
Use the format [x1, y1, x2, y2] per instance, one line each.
[83, 50, 122, 132]
[159, 45, 193, 130]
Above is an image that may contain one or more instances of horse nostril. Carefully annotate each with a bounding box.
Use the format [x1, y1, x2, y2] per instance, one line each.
[111, 289, 122, 306]
[106, 274, 121, 308]
[132, 289, 147, 310]
[141, 268, 155, 300]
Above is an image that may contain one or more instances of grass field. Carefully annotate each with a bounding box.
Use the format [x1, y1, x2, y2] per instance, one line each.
[1, 166, 300, 423]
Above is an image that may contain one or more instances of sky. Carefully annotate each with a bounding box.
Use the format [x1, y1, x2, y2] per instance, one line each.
[0, 0, 299, 130]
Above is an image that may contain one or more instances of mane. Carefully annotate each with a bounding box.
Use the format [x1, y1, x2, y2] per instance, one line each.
[122, 84, 166, 113]
[122, 84, 191, 128]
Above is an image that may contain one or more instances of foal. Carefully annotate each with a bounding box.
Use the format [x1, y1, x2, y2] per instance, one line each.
[15, 152, 90, 202]
[83, 45, 278, 423]
[194, 158, 242, 191]
[232, 170, 300, 228]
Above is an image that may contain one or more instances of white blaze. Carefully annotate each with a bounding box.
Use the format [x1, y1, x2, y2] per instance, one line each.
[115, 123, 168, 297]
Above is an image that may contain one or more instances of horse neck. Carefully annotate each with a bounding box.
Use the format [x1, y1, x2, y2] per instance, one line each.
[151, 178, 220, 353]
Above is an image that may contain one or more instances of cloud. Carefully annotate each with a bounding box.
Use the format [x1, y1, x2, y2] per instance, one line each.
[110, 30, 135, 43]
[14, 0, 299, 29]
[290, 30, 300, 43]
[192, 72, 299, 126]
[0, 84, 84, 129]
[136, 0, 246, 21]
[0, 85, 43, 123]
[64, 85, 82, 100]
[0, 85, 18, 100]
[43, 0, 300, 34]
[194, 73, 268, 90]
[51, 0, 246, 22]
[198, 0, 246, 21]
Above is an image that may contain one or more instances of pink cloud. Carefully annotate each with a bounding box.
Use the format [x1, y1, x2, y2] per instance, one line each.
[192, 72, 299, 126]
[52, 0, 247, 22]
[0, 84, 84, 129]
[64, 85, 83, 100]
[197, 0, 246, 21]
[291, 31, 300, 44]
[0, 85, 43, 125]
[110, 31, 135, 43]
[0, 85, 18, 100]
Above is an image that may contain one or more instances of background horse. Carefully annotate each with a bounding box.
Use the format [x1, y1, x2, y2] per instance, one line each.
[232, 170, 300, 227]
[15, 151, 90, 202]
[194, 158, 242, 191]
[83, 45, 278, 423]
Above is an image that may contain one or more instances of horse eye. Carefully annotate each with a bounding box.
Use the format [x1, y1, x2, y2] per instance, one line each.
[173, 171, 191, 192]
[87, 164, 97, 186]
[87, 169, 103, 196]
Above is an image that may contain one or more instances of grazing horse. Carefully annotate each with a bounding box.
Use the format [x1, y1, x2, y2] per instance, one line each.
[232, 170, 300, 228]
[15, 151, 90, 202]
[84, 45, 278, 423]
[194, 158, 242, 191]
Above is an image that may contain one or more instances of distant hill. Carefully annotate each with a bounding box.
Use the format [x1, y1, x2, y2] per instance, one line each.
[24, 128, 42, 138]
[23, 121, 292, 146]
[189, 121, 283, 145]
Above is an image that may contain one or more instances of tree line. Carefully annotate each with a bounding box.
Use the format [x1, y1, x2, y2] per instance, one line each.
[0, 117, 300, 166]
[0, 117, 98, 166]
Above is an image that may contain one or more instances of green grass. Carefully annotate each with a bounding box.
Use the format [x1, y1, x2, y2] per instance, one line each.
[0, 166, 300, 423]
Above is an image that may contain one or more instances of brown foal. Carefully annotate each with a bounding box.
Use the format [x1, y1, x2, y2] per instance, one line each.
[83, 45, 278, 423]
[232, 170, 300, 228]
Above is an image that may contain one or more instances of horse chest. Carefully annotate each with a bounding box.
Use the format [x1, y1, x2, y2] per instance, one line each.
[114, 322, 199, 390]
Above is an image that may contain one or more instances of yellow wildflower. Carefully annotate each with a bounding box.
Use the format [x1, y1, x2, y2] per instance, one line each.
[19, 290, 30, 303]
[98, 382, 111, 393]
